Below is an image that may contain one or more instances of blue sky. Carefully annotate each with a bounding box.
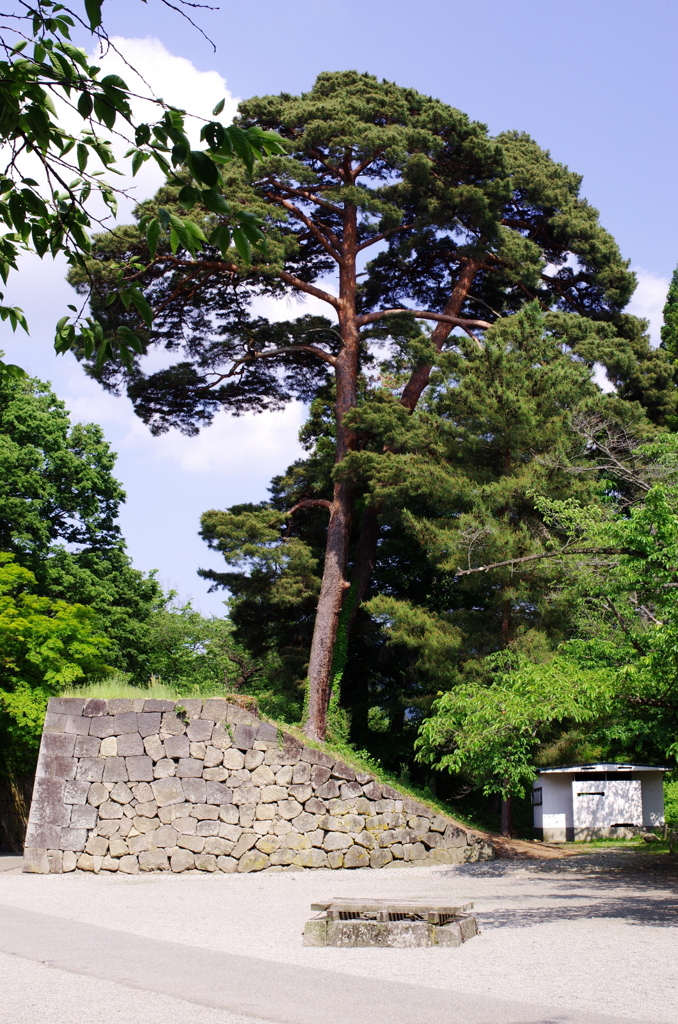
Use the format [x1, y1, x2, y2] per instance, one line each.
[2, 0, 677, 613]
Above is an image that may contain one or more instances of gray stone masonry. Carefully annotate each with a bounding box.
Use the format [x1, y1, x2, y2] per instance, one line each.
[23, 698, 495, 873]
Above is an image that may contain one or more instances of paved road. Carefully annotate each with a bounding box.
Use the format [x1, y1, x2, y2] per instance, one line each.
[0, 852, 675, 1024]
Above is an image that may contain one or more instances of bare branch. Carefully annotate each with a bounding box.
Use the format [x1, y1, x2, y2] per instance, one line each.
[455, 547, 630, 576]
[356, 308, 492, 330]
[278, 270, 340, 310]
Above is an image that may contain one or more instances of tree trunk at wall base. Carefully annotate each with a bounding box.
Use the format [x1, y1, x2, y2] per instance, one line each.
[501, 791, 513, 838]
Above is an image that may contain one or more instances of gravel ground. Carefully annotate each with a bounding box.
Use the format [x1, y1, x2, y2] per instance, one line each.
[1, 850, 676, 1023]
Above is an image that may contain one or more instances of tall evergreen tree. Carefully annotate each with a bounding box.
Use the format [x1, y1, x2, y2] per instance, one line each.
[71, 72, 645, 739]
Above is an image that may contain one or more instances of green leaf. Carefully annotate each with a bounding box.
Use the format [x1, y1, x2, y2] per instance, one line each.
[200, 189, 230, 215]
[84, 0, 103, 29]
[187, 151, 219, 187]
[127, 287, 154, 328]
[146, 218, 161, 259]
[212, 98, 226, 116]
[178, 184, 199, 210]
[76, 143, 88, 172]
[232, 227, 251, 264]
[209, 224, 231, 257]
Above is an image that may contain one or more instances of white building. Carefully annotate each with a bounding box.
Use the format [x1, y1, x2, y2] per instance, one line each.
[532, 763, 668, 842]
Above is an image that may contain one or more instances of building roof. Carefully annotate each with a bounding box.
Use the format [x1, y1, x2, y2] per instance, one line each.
[536, 763, 670, 774]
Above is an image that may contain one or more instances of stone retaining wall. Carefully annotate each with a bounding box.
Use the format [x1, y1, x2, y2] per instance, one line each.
[23, 697, 494, 874]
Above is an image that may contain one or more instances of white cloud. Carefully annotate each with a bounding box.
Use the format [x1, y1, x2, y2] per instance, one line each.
[628, 267, 669, 346]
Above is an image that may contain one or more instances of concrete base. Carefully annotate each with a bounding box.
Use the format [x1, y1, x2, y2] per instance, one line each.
[303, 914, 478, 947]
[534, 825, 660, 843]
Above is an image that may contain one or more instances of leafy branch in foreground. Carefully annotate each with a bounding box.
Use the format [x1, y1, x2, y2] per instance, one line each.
[0, 0, 284, 374]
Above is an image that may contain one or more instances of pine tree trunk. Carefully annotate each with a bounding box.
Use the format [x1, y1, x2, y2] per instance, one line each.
[304, 203, 360, 741]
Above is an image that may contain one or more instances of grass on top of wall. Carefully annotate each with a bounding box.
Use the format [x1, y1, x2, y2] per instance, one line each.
[60, 675, 229, 702]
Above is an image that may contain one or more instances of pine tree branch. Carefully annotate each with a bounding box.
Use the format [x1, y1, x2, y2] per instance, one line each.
[455, 547, 630, 576]
[278, 270, 340, 309]
[356, 223, 415, 252]
[356, 308, 492, 330]
[268, 193, 343, 263]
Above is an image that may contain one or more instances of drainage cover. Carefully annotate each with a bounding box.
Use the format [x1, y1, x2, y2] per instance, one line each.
[303, 899, 478, 947]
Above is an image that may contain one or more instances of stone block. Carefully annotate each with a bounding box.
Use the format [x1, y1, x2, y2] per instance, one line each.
[219, 805, 239, 825]
[195, 803, 219, 819]
[204, 837, 233, 856]
[195, 853, 217, 872]
[163, 734, 188, 759]
[172, 815, 196, 835]
[31, 778, 69, 825]
[202, 767, 228, 782]
[291, 761, 311, 785]
[99, 736, 118, 757]
[204, 746, 224, 768]
[130, 782, 153, 802]
[43, 712, 68, 733]
[392, 843, 405, 859]
[318, 813, 341, 832]
[292, 812, 319, 833]
[187, 718, 213, 743]
[74, 735, 101, 758]
[250, 764, 275, 787]
[228, 768, 251, 789]
[354, 830, 376, 850]
[430, 815, 448, 833]
[142, 737, 164, 765]
[219, 822, 242, 842]
[111, 712, 138, 735]
[305, 797, 325, 815]
[308, 829, 325, 847]
[255, 721, 278, 743]
[127, 833, 151, 855]
[300, 746, 335, 769]
[64, 780, 90, 805]
[329, 761, 354, 781]
[65, 716, 90, 736]
[346, 843, 372, 868]
[299, 848, 329, 868]
[444, 824, 468, 847]
[40, 732, 77, 758]
[232, 724, 256, 751]
[327, 851, 344, 869]
[337, 814, 365, 834]
[177, 834, 205, 853]
[103, 758, 128, 783]
[118, 855, 140, 874]
[143, 699, 175, 713]
[75, 761, 104, 782]
[45, 850, 62, 873]
[222, 748, 245, 771]
[69, 804, 98, 829]
[323, 831, 352, 852]
[327, 798, 351, 816]
[275, 766, 293, 785]
[139, 849, 170, 871]
[132, 816, 159, 835]
[38, 755, 76, 782]
[98, 800, 123, 820]
[87, 782, 108, 807]
[49, 697, 85, 716]
[22, 849, 50, 874]
[59, 828, 87, 852]
[289, 784, 312, 803]
[101, 856, 120, 872]
[375, 799, 394, 813]
[237, 850, 269, 872]
[232, 784, 260, 807]
[316, 781, 341, 800]
[126, 756, 154, 782]
[77, 853, 96, 872]
[255, 835, 280, 854]
[204, 781, 232, 805]
[282, 833, 310, 851]
[404, 842, 426, 861]
[24, 823, 61, 856]
[161, 712, 185, 736]
[225, 704, 256, 726]
[277, 798, 303, 820]
[108, 699, 133, 715]
[230, 833, 258, 860]
[135, 712, 161, 738]
[152, 777, 185, 807]
[135, 800, 157, 819]
[97, 820, 121, 838]
[85, 835, 109, 856]
[270, 849, 302, 866]
[362, 781, 382, 801]
[179, 696, 202, 720]
[217, 856, 238, 873]
[153, 825, 179, 848]
[190, 742, 207, 760]
[110, 782, 133, 804]
[62, 850, 77, 872]
[116, 733, 144, 757]
[210, 724, 232, 751]
[196, 820, 220, 837]
[276, 742, 302, 766]
[172, 850, 197, 874]
[340, 782, 363, 801]
[88, 717, 116, 739]
[83, 698, 108, 717]
[370, 848, 393, 869]
[153, 758, 176, 779]
[310, 765, 331, 788]
[109, 839, 129, 858]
